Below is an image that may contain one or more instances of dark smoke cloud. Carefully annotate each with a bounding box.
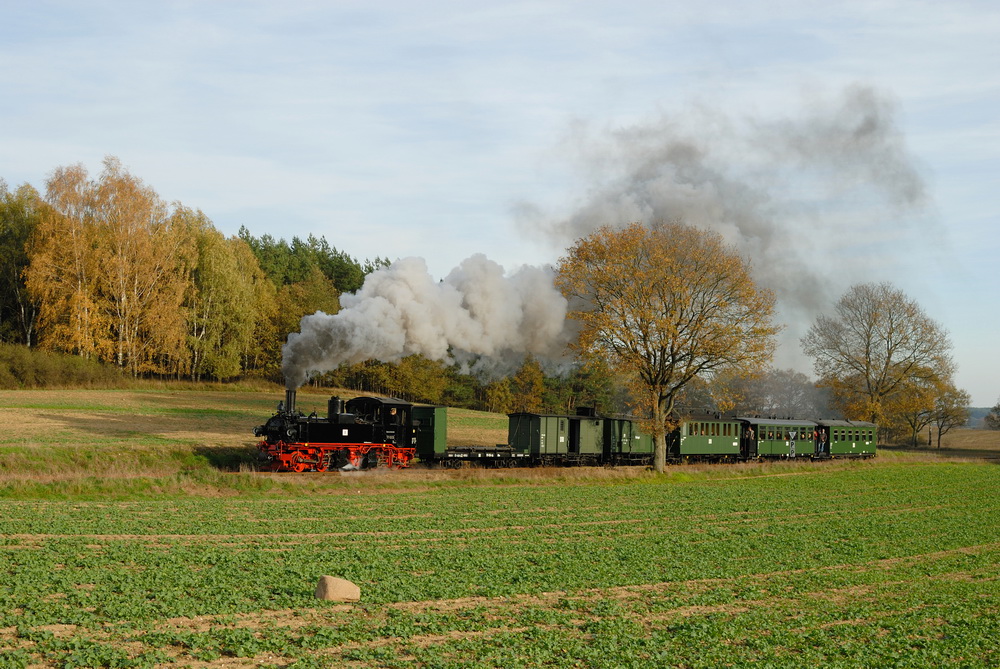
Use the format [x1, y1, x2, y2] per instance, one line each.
[515, 84, 929, 318]
[282, 255, 573, 389]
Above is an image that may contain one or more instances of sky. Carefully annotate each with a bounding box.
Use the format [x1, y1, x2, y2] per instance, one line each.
[2, 1, 998, 405]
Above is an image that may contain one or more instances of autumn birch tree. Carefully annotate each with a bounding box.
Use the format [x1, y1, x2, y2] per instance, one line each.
[177, 207, 272, 380]
[25, 164, 101, 358]
[556, 221, 779, 472]
[26, 158, 190, 374]
[91, 157, 188, 374]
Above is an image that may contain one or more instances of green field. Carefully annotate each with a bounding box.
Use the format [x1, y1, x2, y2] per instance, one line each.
[1, 389, 998, 667]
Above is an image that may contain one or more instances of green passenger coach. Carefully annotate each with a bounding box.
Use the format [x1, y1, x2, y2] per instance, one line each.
[738, 417, 818, 459]
[604, 416, 654, 464]
[815, 419, 877, 458]
[675, 414, 743, 461]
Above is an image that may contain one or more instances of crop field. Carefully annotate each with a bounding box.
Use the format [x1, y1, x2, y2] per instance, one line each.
[1, 389, 999, 667]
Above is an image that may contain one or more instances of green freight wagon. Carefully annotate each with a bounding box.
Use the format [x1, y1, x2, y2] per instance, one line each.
[675, 414, 743, 461]
[508, 412, 604, 465]
[815, 420, 877, 458]
[603, 416, 654, 465]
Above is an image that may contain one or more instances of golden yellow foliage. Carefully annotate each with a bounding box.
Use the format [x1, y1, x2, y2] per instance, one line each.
[556, 221, 779, 471]
[25, 158, 189, 375]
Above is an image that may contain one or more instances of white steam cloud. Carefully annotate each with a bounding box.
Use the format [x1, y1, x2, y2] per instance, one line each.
[282, 255, 572, 389]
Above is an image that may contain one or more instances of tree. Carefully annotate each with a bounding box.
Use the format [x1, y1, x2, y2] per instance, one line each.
[26, 158, 193, 375]
[543, 358, 616, 414]
[92, 158, 189, 374]
[231, 237, 278, 377]
[932, 385, 971, 448]
[389, 355, 450, 404]
[982, 398, 1000, 430]
[556, 221, 779, 472]
[25, 163, 101, 359]
[237, 227, 383, 293]
[266, 266, 341, 375]
[715, 368, 830, 418]
[802, 282, 953, 427]
[0, 181, 43, 345]
[177, 208, 272, 381]
[891, 374, 943, 446]
[484, 377, 515, 414]
[511, 355, 545, 413]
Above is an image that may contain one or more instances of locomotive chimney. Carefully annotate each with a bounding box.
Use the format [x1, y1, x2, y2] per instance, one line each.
[285, 388, 297, 415]
[328, 396, 343, 419]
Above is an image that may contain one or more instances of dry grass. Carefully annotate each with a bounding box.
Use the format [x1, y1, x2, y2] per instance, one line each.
[936, 428, 1000, 451]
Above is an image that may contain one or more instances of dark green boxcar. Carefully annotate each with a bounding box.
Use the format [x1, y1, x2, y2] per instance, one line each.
[508, 413, 604, 463]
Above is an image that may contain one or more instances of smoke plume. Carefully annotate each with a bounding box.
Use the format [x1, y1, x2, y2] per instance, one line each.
[282, 255, 572, 389]
[515, 84, 930, 322]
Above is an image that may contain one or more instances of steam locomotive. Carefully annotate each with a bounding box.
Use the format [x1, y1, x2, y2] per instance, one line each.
[254, 392, 877, 472]
[253, 390, 418, 472]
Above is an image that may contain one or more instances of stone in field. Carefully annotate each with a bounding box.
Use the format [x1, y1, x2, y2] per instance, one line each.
[315, 575, 361, 602]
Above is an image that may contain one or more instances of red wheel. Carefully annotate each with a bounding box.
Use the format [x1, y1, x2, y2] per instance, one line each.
[290, 453, 307, 473]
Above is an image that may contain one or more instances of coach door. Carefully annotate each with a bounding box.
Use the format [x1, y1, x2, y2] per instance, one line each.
[740, 423, 758, 459]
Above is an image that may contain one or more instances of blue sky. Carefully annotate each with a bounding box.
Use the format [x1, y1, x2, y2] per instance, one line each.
[2, 1, 998, 405]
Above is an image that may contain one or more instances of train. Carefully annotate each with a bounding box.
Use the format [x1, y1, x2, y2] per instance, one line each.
[253, 390, 877, 472]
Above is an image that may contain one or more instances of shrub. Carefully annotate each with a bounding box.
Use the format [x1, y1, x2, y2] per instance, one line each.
[0, 344, 122, 388]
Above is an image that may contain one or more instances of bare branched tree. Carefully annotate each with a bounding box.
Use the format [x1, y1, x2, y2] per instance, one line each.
[802, 282, 953, 427]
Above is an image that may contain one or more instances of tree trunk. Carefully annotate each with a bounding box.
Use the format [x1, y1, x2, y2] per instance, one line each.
[652, 393, 667, 473]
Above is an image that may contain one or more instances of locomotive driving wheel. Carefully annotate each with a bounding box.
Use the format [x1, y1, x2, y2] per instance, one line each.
[289, 453, 308, 473]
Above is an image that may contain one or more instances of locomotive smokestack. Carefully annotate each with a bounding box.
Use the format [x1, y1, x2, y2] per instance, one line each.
[328, 396, 343, 419]
[285, 389, 296, 415]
